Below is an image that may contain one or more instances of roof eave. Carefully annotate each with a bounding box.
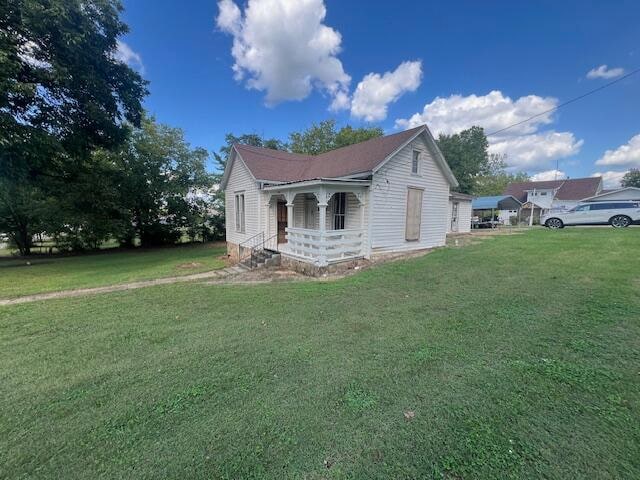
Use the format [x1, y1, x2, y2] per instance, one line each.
[261, 178, 372, 191]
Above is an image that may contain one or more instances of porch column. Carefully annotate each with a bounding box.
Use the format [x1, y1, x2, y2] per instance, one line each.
[286, 203, 293, 226]
[317, 201, 328, 267]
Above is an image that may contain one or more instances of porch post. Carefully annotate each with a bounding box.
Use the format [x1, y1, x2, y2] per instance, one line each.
[285, 191, 295, 242]
[317, 186, 328, 267]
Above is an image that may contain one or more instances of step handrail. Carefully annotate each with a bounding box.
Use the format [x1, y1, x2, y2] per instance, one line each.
[248, 232, 279, 269]
[238, 231, 264, 264]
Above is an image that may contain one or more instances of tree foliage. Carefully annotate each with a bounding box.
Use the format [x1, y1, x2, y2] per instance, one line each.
[435, 126, 490, 194]
[0, 0, 147, 254]
[289, 120, 383, 155]
[473, 154, 529, 196]
[105, 116, 214, 247]
[621, 169, 640, 188]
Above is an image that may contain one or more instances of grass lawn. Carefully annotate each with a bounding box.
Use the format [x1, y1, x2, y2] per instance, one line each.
[0, 243, 227, 298]
[1, 229, 639, 479]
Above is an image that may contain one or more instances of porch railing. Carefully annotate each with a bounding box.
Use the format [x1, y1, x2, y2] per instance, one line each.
[285, 227, 364, 266]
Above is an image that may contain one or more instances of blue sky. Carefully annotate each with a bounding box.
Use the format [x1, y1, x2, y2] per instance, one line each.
[119, 0, 640, 186]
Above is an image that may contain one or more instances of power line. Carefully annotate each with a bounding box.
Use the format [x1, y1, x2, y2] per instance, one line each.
[486, 67, 640, 137]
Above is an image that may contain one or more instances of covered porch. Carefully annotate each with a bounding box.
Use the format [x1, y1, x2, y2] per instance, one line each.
[263, 179, 369, 267]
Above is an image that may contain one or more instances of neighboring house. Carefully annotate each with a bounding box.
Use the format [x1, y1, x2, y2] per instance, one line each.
[504, 177, 603, 215]
[220, 125, 459, 270]
[472, 195, 522, 225]
[582, 187, 640, 202]
[448, 192, 473, 233]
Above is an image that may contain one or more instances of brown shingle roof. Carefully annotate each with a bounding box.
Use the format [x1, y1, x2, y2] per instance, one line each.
[504, 177, 602, 202]
[234, 126, 425, 183]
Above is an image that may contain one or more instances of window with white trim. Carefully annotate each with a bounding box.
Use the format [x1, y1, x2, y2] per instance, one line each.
[235, 193, 245, 232]
[333, 192, 346, 230]
[411, 150, 420, 175]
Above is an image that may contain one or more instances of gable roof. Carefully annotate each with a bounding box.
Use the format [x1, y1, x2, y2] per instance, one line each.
[504, 177, 602, 202]
[582, 186, 640, 201]
[221, 125, 458, 188]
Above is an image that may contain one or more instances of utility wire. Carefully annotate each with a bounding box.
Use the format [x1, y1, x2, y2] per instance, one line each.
[486, 67, 640, 137]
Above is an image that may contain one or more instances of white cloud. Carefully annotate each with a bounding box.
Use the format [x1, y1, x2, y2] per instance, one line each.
[217, 0, 242, 35]
[586, 64, 625, 80]
[216, 0, 350, 107]
[349, 61, 422, 121]
[592, 171, 627, 188]
[395, 90, 583, 171]
[530, 169, 567, 181]
[329, 89, 350, 112]
[395, 90, 556, 136]
[488, 132, 583, 170]
[595, 134, 640, 167]
[114, 40, 144, 72]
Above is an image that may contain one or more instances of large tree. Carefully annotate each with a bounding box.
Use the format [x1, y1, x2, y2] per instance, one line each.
[435, 126, 490, 194]
[0, 0, 147, 253]
[289, 120, 383, 155]
[621, 169, 640, 188]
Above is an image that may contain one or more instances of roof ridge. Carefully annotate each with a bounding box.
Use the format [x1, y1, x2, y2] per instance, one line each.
[234, 124, 425, 159]
[315, 124, 425, 158]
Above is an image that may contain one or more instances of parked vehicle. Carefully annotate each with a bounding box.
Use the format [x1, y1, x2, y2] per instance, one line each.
[542, 201, 640, 229]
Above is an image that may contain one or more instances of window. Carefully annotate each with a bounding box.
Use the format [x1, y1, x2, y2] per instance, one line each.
[333, 192, 346, 230]
[411, 150, 420, 175]
[405, 187, 423, 241]
[591, 203, 613, 210]
[574, 205, 590, 212]
[540, 191, 548, 196]
[234, 193, 245, 232]
[592, 202, 636, 210]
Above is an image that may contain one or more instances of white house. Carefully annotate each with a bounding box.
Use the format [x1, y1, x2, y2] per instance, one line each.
[582, 187, 640, 202]
[221, 125, 459, 270]
[504, 177, 603, 220]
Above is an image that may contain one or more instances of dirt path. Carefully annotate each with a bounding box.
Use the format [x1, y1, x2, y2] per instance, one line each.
[0, 266, 248, 306]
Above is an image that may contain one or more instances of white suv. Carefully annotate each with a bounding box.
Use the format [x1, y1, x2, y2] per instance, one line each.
[542, 201, 640, 229]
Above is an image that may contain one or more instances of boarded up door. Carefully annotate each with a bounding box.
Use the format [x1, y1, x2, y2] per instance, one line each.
[277, 201, 287, 244]
[405, 187, 423, 241]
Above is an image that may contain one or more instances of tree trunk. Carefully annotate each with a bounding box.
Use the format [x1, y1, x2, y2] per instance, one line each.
[12, 225, 32, 256]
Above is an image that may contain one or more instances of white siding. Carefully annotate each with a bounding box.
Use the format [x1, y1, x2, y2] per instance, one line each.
[224, 156, 261, 245]
[370, 134, 450, 253]
[583, 188, 640, 202]
[447, 199, 472, 233]
[457, 200, 472, 233]
[498, 208, 519, 225]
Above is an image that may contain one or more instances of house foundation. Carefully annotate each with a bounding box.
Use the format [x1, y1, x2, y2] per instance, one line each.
[280, 254, 368, 277]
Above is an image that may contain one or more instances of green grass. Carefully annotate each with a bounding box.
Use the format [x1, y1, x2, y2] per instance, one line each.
[0, 243, 227, 298]
[1, 229, 639, 479]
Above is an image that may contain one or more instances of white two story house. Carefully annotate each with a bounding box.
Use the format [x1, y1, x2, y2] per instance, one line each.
[220, 125, 459, 271]
[504, 177, 603, 220]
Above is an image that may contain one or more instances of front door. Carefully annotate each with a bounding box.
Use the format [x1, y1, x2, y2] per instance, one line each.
[277, 201, 287, 243]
